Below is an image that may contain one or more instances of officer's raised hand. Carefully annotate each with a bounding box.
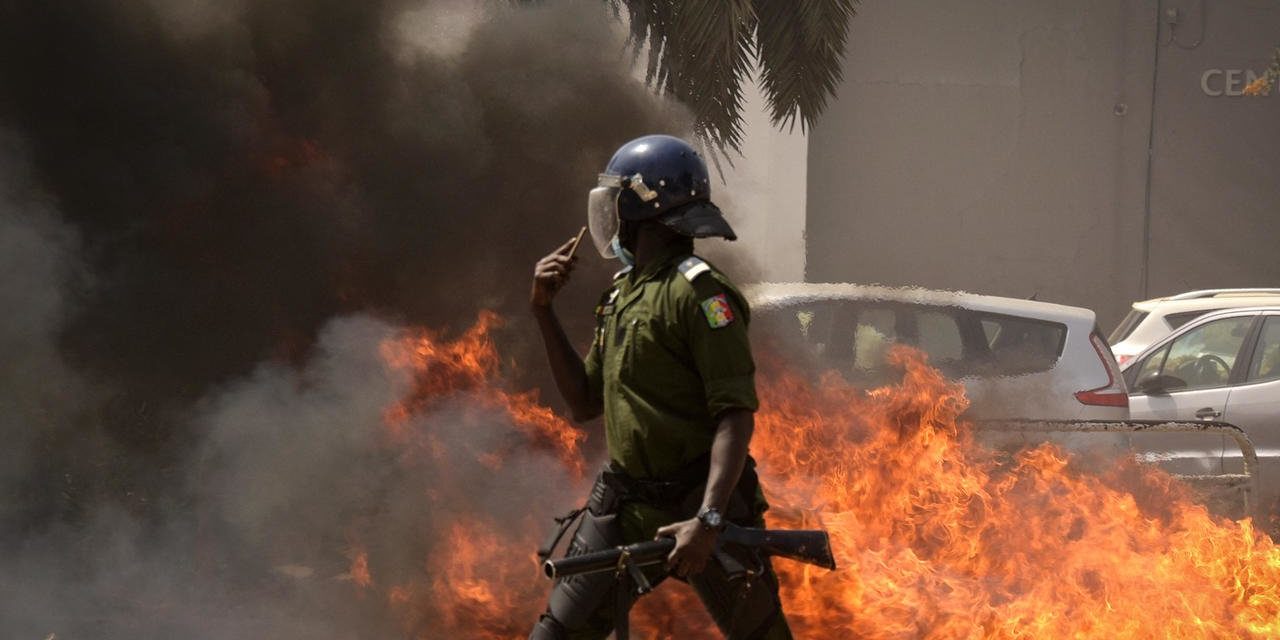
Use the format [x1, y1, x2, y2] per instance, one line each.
[656, 518, 718, 578]
[530, 237, 579, 308]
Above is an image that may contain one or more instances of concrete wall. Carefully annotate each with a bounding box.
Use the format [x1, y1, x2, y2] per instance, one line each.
[806, 0, 1280, 330]
[1147, 0, 1280, 300]
[703, 70, 808, 283]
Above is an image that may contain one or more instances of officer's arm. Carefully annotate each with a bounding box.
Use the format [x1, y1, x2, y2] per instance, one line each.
[531, 305, 603, 422]
[657, 280, 758, 577]
[701, 408, 753, 514]
[530, 241, 603, 422]
[685, 285, 759, 514]
[682, 282, 758, 513]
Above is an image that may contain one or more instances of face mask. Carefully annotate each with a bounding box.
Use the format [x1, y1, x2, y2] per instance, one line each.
[610, 235, 635, 267]
[587, 172, 660, 259]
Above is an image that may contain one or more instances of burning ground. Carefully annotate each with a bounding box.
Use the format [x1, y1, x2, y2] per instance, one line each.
[303, 313, 1280, 638]
[11, 304, 1264, 637]
[363, 315, 1280, 638]
[138, 310, 1280, 637]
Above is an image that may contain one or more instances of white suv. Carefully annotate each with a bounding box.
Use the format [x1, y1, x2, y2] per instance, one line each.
[1110, 289, 1280, 370]
[1123, 307, 1280, 516]
[746, 283, 1129, 422]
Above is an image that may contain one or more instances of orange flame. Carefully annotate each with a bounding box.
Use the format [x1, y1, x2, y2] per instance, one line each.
[752, 345, 1280, 638]
[352, 315, 1279, 638]
[347, 545, 373, 590]
[379, 311, 585, 476]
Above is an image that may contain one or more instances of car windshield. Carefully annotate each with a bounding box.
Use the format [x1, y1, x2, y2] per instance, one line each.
[754, 301, 1066, 385]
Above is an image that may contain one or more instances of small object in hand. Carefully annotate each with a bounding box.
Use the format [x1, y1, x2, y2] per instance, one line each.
[563, 226, 588, 258]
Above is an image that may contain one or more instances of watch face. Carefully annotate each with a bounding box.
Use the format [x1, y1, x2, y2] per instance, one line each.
[700, 509, 723, 529]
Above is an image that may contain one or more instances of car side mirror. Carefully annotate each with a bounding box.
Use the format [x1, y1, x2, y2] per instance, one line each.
[1136, 373, 1187, 395]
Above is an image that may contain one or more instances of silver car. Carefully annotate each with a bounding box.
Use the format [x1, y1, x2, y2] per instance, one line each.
[1110, 288, 1280, 370]
[745, 283, 1130, 422]
[1124, 306, 1280, 516]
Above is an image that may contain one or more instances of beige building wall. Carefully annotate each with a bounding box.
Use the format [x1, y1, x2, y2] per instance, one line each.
[702, 71, 809, 284]
[806, 0, 1280, 330]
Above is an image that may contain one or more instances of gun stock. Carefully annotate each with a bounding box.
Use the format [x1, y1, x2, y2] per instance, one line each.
[720, 524, 836, 570]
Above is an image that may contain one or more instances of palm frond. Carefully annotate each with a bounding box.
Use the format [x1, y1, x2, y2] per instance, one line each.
[753, 0, 857, 132]
[612, 0, 757, 152]
[521, 0, 857, 150]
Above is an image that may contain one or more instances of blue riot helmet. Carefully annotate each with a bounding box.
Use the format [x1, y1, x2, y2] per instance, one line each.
[586, 134, 737, 258]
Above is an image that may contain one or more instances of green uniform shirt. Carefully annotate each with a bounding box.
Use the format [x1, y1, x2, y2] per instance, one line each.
[583, 243, 758, 480]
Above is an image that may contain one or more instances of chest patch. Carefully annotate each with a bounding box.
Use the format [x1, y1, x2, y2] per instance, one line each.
[595, 289, 619, 317]
[700, 294, 735, 328]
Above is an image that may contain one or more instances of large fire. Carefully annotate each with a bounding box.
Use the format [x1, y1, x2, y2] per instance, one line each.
[352, 314, 1280, 638]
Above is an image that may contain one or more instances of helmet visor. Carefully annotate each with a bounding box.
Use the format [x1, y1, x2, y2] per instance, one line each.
[587, 174, 623, 258]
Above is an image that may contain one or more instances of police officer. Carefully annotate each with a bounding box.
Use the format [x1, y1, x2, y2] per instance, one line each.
[528, 135, 792, 640]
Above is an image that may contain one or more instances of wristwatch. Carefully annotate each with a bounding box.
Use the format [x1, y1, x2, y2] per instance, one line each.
[696, 507, 725, 532]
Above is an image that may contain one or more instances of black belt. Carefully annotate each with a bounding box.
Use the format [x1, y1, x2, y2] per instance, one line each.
[602, 468, 694, 508]
[602, 454, 759, 514]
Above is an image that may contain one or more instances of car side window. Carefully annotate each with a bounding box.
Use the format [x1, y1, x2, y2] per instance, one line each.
[1129, 343, 1170, 389]
[1109, 309, 1149, 344]
[852, 307, 897, 372]
[917, 310, 963, 364]
[975, 314, 1065, 375]
[1156, 316, 1252, 390]
[1246, 316, 1280, 383]
[1164, 309, 1223, 331]
[755, 305, 840, 368]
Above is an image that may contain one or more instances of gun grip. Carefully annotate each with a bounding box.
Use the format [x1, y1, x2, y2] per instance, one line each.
[711, 547, 757, 581]
[625, 556, 654, 595]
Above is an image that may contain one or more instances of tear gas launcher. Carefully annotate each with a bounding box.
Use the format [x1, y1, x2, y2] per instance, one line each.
[543, 522, 836, 582]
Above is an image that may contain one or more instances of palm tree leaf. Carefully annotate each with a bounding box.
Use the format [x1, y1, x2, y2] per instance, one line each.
[611, 0, 757, 152]
[528, 0, 858, 150]
[753, 0, 857, 131]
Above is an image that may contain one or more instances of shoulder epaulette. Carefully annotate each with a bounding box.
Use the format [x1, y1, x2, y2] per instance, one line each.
[677, 256, 711, 282]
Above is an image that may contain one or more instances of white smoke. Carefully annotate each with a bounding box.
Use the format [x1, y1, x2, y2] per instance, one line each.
[0, 131, 95, 516]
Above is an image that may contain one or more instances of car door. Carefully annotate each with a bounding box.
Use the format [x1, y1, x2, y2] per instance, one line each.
[1221, 313, 1280, 512]
[1126, 314, 1257, 475]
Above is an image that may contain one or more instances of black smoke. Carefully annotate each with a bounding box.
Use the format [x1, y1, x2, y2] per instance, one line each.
[0, 0, 689, 635]
[0, 0, 684, 411]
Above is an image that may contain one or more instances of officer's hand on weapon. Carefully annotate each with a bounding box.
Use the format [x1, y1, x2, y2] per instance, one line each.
[655, 518, 718, 578]
[530, 237, 580, 308]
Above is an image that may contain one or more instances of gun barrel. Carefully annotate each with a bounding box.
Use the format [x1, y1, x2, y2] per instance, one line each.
[543, 539, 674, 579]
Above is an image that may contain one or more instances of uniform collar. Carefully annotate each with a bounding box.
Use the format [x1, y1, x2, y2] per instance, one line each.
[628, 241, 693, 288]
